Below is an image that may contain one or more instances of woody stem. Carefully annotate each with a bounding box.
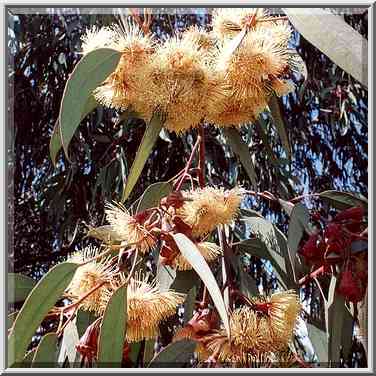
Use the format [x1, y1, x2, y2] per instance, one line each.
[198, 125, 206, 188]
[298, 265, 325, 286]
[175, 135, 201, 191]
[61, 281, 107, 312]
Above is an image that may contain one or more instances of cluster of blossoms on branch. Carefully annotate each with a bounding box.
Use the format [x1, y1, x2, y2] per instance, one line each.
[50, 8, 307, 367]
[299, 206, 367, 303]
[82, 8, 300, 133]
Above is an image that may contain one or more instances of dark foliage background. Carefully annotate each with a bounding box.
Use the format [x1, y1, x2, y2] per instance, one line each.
[7, 7, 367, 287]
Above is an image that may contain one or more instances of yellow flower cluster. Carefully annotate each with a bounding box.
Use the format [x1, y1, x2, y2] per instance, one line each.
[83, 9, 297, 133]
[176, 186, 243, 237]
[201, 291, 301, 365]
[101, 273, 185, 342]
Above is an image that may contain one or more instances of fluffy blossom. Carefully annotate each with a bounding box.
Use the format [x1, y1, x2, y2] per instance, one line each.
[102, 273, 185, 342]
[105, 202, 156, 253]
[67, 246, 112, 315]
[176, 187, 243, 237]
[136, 36, 222, 133]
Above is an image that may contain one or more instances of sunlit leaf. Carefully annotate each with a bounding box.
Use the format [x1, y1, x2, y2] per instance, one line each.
[8, 262, 78, 366]
[59, 48, 121, 158]
[173, 233, 230, 337]
[283, 8, 368, 87]
[121, 111, 166, 202]
[57, 320, 79, 366]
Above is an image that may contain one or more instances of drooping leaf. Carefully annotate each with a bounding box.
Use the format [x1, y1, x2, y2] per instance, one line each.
[319, 190, 368, 211]
[76, 309, 96, 338]
[283, 8, 368, 87]
[307, 323, 328, 364]
[8, 262, 79, 367]
[97, 284, 127, 367]
[327, 294, 354, 364]
[32, 332, 58, 367]
[59, 48, 121, 158]
[172, 233, 230, 337]
[171, 270, 200, 295]
[7, 311, 18, 330]
[156, 262, 176, 293]
[121, 111, 166, 202]
[143, 339, 156, 365]
[8, 273, 36, 304]
[136, 181, 173, 214]
[183, 286, 197, 325]
[239, 215, 296, 288]
[284, 202, 310, 270]
[50, 95, 97, 166]
[223, 127, 257, 189]
[236, 238, 288, 290]
[237, 257, 259, 298]
[268, 95, 291, 158]
[148, 339, 196, 368]
[57, 320, 80, 366]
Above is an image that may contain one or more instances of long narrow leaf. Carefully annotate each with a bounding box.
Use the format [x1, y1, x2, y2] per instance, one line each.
[8, 262, 78, 366]
[283, 8, 368, 87]
[32, 333, 58, 368]
[8, 273, 36, 304]
[59, 48, 121, 158]
[172, 233, 230, 337]
[121, 111, 166, 202]
[97, 285, 127, 367]
[223, 127, 257, 189]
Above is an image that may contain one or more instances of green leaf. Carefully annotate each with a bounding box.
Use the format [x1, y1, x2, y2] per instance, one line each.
[76, 309, 96, 338]
[171, 270, 200, 294]
[237, 258, 258, 298]
[285, 202, 310, 272]
[236, 238, 288, 290]
[183, 286, 197, 325]
[268, 95, 291, 158]
[129, 342, 142, 364]
[172, 234, 230, 337]
[319, 190, 368, 211]
[136, 181, 173, 214]
[223, 127, 257, 189]
[32, 332, 58, 367]
[59, 48, 121, 158]
[327, 295, 354, 364]
[8, 262, 79, 366]
[7, 311, 18, 330]
[50, 95, 97, 166]
[8, 273, 36, 304]
[239, 215, 296, 289]
[156, 263, 176, 292]
[282, 8, 368, 87]
[143, 339, 156, 365]
[307, 323, 328, 363]
[121, 111, 166, 202]
[148, 339, 196, 368]
[97, 285, 127, 367]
